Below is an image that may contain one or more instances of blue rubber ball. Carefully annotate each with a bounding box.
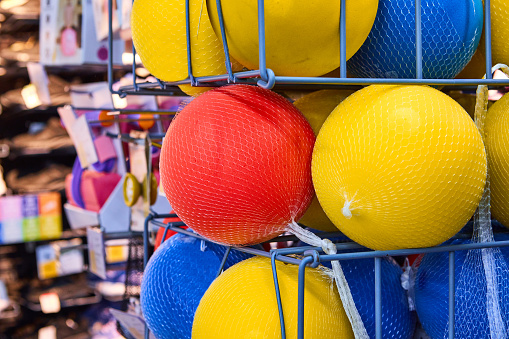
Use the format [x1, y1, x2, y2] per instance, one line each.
[324, 257, 416, 338]
[347, 0, 483, 79]
[415, 236, 509, 338]
[140, 233, 251, 339]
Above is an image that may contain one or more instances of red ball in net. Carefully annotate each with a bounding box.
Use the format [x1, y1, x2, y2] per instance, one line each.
[160, 85, 315, 245]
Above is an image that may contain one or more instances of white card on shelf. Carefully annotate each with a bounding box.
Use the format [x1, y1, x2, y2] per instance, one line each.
[39, 293, 61, 314]
[59, 247, 85, 276]
[21, 84, 42, 109]
[70, 82, 114, 109]
[38, 325, 57, 339]
[27, 62, 51, 106]
[57, 106, 77, 130]
[110, 309, 156, 339]
[87, 227, 106, 279]
[71, 115, 98, 168]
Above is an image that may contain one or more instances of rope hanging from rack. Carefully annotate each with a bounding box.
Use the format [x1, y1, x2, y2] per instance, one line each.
[473, 63, 509, 338]
[286, 221, 369, 339]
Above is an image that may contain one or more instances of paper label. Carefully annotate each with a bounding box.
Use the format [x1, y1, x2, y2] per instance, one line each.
[87, 227, 106, 279]
[106, 244, 127, 263]
[27, 62, 51, 106]
[71, 115, 98, 168]
[21, 84, 42, 109]
[38, 325, 57, 339]
[60, 248, 84, 276]
[69, 82, 113, 109]
[36, 244, 58, 279]
[57, 106, 77, 131]
[110, 309, 156, 339]
[39, 293, 61, 314]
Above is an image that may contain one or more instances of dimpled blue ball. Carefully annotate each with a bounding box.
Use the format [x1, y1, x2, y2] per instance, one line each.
[415, 236, 509, 339]
[347, 0, 483, 79]
[140, 234, 251, 339]
[325, 257, 416, 338]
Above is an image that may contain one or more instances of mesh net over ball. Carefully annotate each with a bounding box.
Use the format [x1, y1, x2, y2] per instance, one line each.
[191, 256, 354, 339]
[312, 85, 487, 250]
[293, 90, 355, 232]
[347, 0, 483, 79]
[141, 234, 251, 339]
[160, 85, 315, 246]
[414, 236, 509, 339]
[485, 92, 509, 228]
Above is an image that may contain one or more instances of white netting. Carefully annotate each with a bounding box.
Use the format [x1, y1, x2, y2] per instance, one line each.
[414, 64, 509, 339]
[287, 221, 369, 339]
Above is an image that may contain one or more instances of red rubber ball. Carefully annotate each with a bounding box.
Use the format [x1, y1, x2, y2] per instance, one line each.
[160, 85, 315, 245]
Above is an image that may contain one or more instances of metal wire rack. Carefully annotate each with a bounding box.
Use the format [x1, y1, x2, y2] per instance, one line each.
[108, 0, 509, 97]
[143, 212, 509, 339]
[106, 0, 509, 338]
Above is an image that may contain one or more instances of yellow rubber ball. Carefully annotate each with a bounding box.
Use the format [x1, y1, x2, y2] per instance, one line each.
[131, 0, 228, 93]
[207, 0, 378, 77]
[313, 85, 487, 251]
[192, 256, 353, 339]
[485, 93, 509, 228]
[490, 0, 509, 66]
[294, 90, 355, 232]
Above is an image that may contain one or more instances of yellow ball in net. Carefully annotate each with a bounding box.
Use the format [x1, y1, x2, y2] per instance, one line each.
[131, 0, 237, 95]
[207, 0, 378, 77]
[490, 0, 509, 66]
[294, 90, 355, 232]
[312, 85, 487, 250]
[485, 93, 509, 228]
[192, 256, 353, 339]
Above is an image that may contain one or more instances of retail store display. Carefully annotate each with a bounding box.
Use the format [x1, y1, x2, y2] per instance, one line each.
[347, 0, 483, 79]
[141, 233, 251, 339]
[484, 92, 509, 228]
[160, 85, 315, 245]
[3, 0, 509, 336]
[312, 85, 487, 250]
[207, 0, 378, 77]
[192, 256, 354, 338]
[293, 90, 354, 232]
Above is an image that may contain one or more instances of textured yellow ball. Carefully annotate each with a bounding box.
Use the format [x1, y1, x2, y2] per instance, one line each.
[294, 90, 354, 232]
[192, 256, 353, 339]
[312, 85, 487, 250]
[131, 0, 230, 94]
[485, 93, 509, 228]
[490, 0, 509, 66]
[207, 0, 378, 77]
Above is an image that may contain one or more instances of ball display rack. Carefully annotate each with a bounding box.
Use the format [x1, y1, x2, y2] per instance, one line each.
[106, 0, 509, 338]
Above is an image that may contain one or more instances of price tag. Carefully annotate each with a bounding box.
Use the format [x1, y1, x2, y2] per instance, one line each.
[27, 62, 51, 106]
[106, 244, 127, 263]
[71, 115, 99, 168]
[87, 227, 106, 279]
[40, 261, 59, 280]
[38, 326, 57, 339]
[21, 84, 42, 109]
[59, 248, 84, 276]
[110, 309, 156, 339]
[57, 106, 77, 130]
[36, 245, 59, 280]
[39, 293, 61, 314]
